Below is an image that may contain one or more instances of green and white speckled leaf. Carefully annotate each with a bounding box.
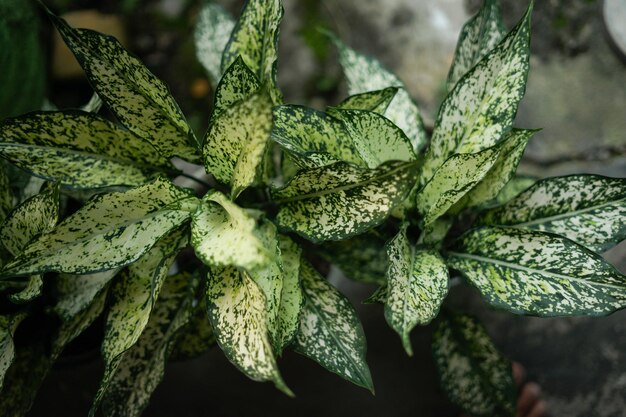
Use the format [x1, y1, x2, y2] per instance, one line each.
[420, 5, 532, 185]
[92, 228, 188, 415]
[271, 105, 363, 167]
[212, 56, 260, 118]
[318, 232, 388, 285]
[171, 299, 216, 360]
[294, 261, 373, 391]
[221, 0, 283, 104]
[331, 109, 417, 168]
[191, 191, 270, 270]
[54, 269, 120, 320]
[7, 276, 43, 304]
[99, 273, 198, 417]
[433, 312, 516, 417]
[419, 217, 454, 247]
[0, 313, 25, 391]
[0, 164, 12, 224]
[0, 111, 173, 188]
[447, 0, 506, 91]
[331, 35, 427, 153]
[383, 227, 449, 355]
[48, 11, 199, 161]
[1, 178, 194, 276]
[494, 176, 536, 205]
[448, 226, 626, 316]
[205, 265, 292, 395]
[477, 175, 626, 252]
[274, 160, 418, 242]
[194, 1, 235, 85]
[203, 91, 272, 198]
[330, 87, 398, 115]
[416, 148, 499, 226]
[274, 235, 303, 354]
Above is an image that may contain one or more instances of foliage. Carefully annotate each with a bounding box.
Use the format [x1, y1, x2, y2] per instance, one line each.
[0, 0, 624, 416]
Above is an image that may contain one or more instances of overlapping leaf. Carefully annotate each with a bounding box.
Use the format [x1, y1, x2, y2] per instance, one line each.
[99, 273, 198, 417]
[171, 299, 216, 360]
[205, 266, 292, 395]
[1, 178, 195, 276]
[194, 1, 235, 85]
[191, 191, 270, 270]
[416, 148, 499, 226]
[274, 160, 418, 242]
[294, 261, 373, 391]
[212, 57, 260, 118]
[447, 226, 626, 316]
[0, 313, 25, 390]
[0, 111, 173, 188]
[47, 10, 199, 161]
[54, 269, 120, 320]
[203, 91, 273, 198]
[477, 175, 626, 252]
[433, 312, 516, 417]
[330, 87, 398, 116]
[0, 164, 12, 224]
[330, 35, 427, 153]
[274, 235, 303, 354]
[420, 4, 532, 185]
[380, 226, 449, 355]
[221, 0, 283, 103]
[447, 0, 506, 91]
[494, 176, 536, 205]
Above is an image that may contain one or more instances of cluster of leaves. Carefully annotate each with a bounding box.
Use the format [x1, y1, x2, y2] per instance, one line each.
[0, 0, 624, 416]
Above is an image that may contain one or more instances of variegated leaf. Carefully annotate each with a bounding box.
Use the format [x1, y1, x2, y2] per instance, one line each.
[99, 273, 198, 417]
[330, 87, 398, 115]
[92, 228, 188, 415]
[171, 299, 216, 360]
[0, 164, 12, 224]
[447, 0, 506, 91]
[7, 276, 42, 304]
[0, 313, 25, 391]
[381, 226, 449, 355]
[330, 35, 427, 153]
[318, 232, 388, 285]
[194, 1, 235, 85]
[271, 105, 363, 166]
[433, 312, 516, 417]
[494, 176, 536, 205]
[47, 11, 199, 161]
[274, 235, 303, 354]
[457, 128, 535, 209]
[221, 0, 283, 103]
[274, 161, 418, 242]
[331, 108, 417, 168]
[54, 269, 120, 320]
[203, 91, 272, 198]
[212, 56, 260, 118]
[447, 226, 626, 316]
[420, 5, 532, 185]
[191, 191, 270, 270]
[477, 175, 626, 252]
[0, 111, 173, 188]
[205, 266, 292, 395]
[419, 217, 453, 247]
[294, 261, 374, 391]
[416, 148, 499, 226]
[1, 178, 195, 276]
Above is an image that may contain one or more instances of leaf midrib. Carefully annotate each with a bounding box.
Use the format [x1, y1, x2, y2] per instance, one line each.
[447, 252, 625, 290]
[511, 197, 626, 227]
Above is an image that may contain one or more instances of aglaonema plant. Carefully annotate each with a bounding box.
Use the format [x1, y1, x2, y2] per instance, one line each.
[0, 0, 624, 416]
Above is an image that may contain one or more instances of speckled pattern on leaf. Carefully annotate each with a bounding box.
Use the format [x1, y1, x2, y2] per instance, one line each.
[448, 226, 626, 316]
[221, 0, 283, 104]
[54, 269, 120, 320]
[0, 164, 12, 223]
[274, 160, 418, 242]
[0, 111, 173, 188]
[171, 299, 216, 360]
[194, 2, 235, 85]
[331, 35, 427, 153]
[1, 177, 194, 276]
[212, 56, 260, 118]
[382, 226, 449, 355]
[49, 12, 199, 161]
[191, 191, 271, 270]
[294, 261, 373, 391]
[477, 174, 626, 252]
[447, 0, 506, 91]
[432, 312, 516, 417]
[0, 313, 25, 391]
[329, 87, 398, 116]
[274, 234, 303, 354]
[205, 265, 292, 395]
[420, 4, 532, 185]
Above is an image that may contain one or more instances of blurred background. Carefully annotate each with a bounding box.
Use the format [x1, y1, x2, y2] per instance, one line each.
[2, 0, 625, 415]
